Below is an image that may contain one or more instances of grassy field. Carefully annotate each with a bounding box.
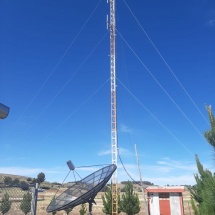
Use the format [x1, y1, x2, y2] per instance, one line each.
[0, 174, 194, 214]
[0, 187, 194, 214]
[36, 188, 194, 215]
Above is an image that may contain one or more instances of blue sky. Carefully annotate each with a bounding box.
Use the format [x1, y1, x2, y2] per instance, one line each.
[0, 0, 215, 186]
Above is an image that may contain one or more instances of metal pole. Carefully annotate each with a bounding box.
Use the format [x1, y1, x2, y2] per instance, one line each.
[134, 144, 149, 215]
[34, 183, 39, 215]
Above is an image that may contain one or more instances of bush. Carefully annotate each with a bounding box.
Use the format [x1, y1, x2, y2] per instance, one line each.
[40, 186, 50, 190]
[120, 181, 140, 215]
[3, 177, 12, 185]
[20, 192, 32, 215]
[0, 192, 11, 214]
[19, 181, 29, 191]
[79, 204, 87, 215]
[12, 178, 20, 185]
[52, 182, 61, 186]
[27, 177, 32, 182]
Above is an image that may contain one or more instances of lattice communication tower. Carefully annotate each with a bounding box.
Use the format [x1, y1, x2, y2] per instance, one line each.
[109, 0, 118, 214]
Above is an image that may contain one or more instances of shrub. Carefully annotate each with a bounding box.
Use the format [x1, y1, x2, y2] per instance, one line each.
[0, 192, 11, 214]
[20, 192, 32, 215]
[20, 181, 29, 191]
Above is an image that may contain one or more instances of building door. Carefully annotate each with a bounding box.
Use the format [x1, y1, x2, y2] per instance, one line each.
[159, 193, 170, 215]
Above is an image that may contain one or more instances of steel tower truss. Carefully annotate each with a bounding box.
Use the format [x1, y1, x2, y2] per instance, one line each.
[109, 0, 118, 214]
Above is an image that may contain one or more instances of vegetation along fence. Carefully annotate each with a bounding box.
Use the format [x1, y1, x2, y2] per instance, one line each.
[0, 184, 38, 215]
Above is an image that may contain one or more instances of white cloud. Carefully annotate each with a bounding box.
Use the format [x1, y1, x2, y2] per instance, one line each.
[147, 175, 195, 186]
[118, 147, 134, 157]
[0, 158, 202, 185]
[119, 124, 133, 134]
[112, 158, 199, 185]
[98, 146, 134, 158]
[0, 166, 66, 182]
[0, 167, 43, 176]
[157, 159, 197, 171]
[98, 149, 111, 156]
[75, 165, 103, 172]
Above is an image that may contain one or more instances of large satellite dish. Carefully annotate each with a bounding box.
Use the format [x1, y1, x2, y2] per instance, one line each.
[47, 164, 117, 213]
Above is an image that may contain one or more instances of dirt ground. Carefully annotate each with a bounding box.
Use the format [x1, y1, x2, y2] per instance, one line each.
[36, 189, 194, 215]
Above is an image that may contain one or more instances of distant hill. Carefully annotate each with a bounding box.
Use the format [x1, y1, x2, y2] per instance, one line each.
[0, 173, 29, 183]
[0, 173, 156, 192]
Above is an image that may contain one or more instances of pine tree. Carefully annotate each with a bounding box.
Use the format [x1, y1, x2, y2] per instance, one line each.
[20, 192, 32, 215]
[204, 105, 215, 148]
[0, 192, 11, 215]
[189, 155, 215, 214]
[102, 185, 121, 215]
[79, 203, 87, 215]
[120, 181, 140, 215]
[189, 105, 215, 215]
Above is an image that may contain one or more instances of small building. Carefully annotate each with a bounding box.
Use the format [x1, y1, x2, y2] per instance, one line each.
[146, 186, 185, 215]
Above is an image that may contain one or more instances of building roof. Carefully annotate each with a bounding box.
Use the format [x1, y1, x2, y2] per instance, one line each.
[145, 186, 185, 193]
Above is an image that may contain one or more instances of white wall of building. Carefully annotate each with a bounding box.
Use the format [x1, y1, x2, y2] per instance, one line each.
[170, 193, 182, 215]
[149, 193, 160, 215]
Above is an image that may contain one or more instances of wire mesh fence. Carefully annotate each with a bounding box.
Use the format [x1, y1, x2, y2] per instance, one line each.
[0, 184, 37, 215]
